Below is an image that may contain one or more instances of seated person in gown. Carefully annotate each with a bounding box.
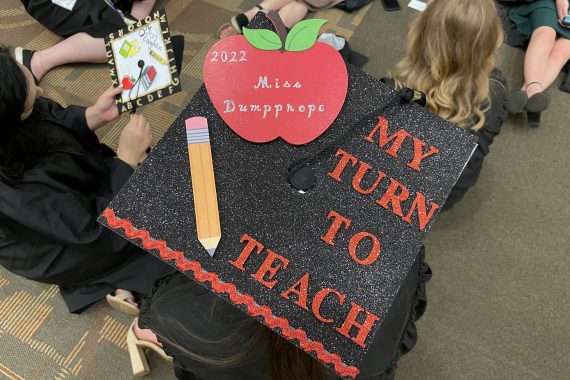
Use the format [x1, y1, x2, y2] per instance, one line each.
[0, 46, 172, 313]
[384, 0, 509, 210]
[131, 248, 430, 379]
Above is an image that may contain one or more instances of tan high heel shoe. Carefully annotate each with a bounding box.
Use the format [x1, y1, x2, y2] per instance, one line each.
[107, 289, 139, 316]
[127, 318, 173, 377]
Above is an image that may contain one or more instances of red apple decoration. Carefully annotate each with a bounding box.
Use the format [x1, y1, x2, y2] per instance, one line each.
[122, 75, 135, 90]
[203, 18, 348, 145]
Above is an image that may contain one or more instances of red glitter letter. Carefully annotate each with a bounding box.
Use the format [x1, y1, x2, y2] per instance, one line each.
[328, 148, 358, 182]
[376, 178, 410, 217]
[402, 192, 440, 231]
[312, 288, 346, 323]
[229, 234, 264, 271]
[363, 116, 411, 158]
[348, 232, 381, 266]
[251, 248, 289, 289]
[281, 273, 310, 310]
[321, 210, 352, 246]
[352, 161, 387, 195]
[336, 302, 380, 348]
[407, 137, 439, 172]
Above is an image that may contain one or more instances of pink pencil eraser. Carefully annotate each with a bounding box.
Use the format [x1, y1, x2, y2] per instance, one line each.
[185, 116, 208, 130]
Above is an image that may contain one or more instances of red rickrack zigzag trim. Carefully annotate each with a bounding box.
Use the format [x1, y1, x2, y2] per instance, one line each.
[101, 208, 360, 379]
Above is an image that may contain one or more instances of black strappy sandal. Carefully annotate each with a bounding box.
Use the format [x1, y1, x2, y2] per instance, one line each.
[14, 47, 39, 84]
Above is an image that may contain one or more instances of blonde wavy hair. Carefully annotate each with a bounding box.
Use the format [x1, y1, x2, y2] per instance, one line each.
[392, 0, 503, 131]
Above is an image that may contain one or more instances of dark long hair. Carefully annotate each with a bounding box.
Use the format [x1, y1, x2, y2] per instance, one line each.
[148, 282, 326, 380]
[0, 46, 49, 183]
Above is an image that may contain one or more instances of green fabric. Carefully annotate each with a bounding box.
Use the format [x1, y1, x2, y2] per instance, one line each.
[510, 0, 570, 39]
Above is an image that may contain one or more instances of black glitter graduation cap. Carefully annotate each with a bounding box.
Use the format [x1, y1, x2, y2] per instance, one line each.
[99, 15, 477, 379]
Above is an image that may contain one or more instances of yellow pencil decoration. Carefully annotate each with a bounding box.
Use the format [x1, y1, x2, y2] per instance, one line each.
[186, 117, 221, 256]
[149, 49, 167, 64]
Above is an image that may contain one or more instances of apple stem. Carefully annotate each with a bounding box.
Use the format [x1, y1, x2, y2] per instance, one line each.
[267, 11, 287, 53]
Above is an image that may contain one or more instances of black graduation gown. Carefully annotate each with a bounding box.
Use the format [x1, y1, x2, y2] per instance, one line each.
[443, 71, 509, 209]
[382, 71, 509, 210]
[139, 248, 431, 380]
[20, 0, 136, 38]
[0, 97, 172, 313]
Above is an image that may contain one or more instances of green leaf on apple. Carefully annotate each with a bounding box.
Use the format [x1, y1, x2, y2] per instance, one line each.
[284, 19, 327, 52]
[243, 28, 283, 50]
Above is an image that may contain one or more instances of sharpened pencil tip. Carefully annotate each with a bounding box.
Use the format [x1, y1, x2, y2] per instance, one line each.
[200, 237, 220, 257]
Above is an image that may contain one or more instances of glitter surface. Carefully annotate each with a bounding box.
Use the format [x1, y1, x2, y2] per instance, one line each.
[99, 14, 477, 378]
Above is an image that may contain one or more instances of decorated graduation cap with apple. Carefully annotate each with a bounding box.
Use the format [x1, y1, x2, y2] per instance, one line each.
[100, 12, 477, 379]
[104, 10, 182, 114]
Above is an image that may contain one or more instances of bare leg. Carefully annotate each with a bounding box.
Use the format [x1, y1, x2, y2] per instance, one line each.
[133, 321, 162, 347]
[130, 0, 157, 20]
[522, 26, 557, 97]
[30, 32, 106, 81]
[219, 0, 296, 38]
[539, 37, 570, 91]
[277, 1, 309, 28]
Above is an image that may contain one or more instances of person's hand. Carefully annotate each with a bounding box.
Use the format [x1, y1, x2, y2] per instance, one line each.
[85, 86, 123, 131]
[117, 114, 152, 167]
[557, 0, 569, 21]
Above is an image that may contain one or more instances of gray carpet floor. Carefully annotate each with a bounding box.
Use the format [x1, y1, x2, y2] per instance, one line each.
[1, 0, 569, 379]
